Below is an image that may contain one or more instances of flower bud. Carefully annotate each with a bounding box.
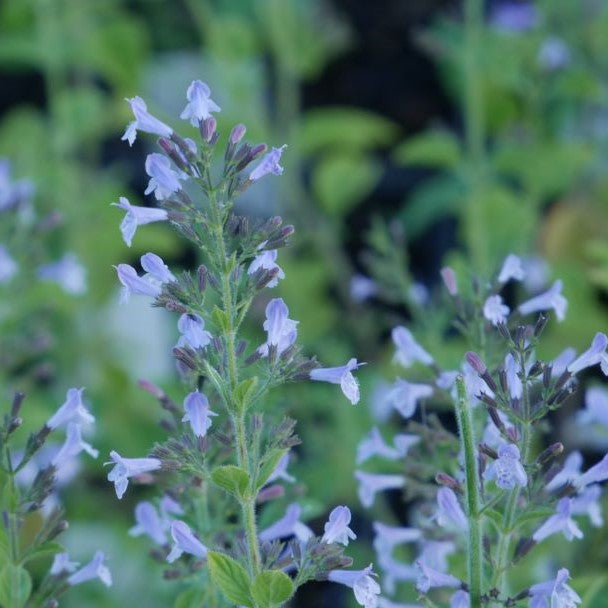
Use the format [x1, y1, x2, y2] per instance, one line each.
[440, 267, 458, 296]
[257, 484, 285, 503]
[435, 472, 462, 492]
[158, 138, 189, 172]
[536, 442, 564, 466]
[534, 313, 549, 337]
[229, 123, 246, 145]
[11, 392, 25, 418]
[197, 265, 208, 292]
[466, 351, 486, 375]
[200, 117, 217, 143]
[487, 406, 505, 432]
[172, 347, 198, 371]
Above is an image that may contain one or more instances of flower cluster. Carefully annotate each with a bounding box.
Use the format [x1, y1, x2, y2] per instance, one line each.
[107, 80, 371, 607]
[356, 253, 607, 606]
[0, 389, 111, 607]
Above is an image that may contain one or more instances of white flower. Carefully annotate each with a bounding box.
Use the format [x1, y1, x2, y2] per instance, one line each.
[483, 295, 510, 326]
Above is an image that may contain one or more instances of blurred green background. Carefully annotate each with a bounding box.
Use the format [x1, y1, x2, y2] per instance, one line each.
[1, 0, 608, 605]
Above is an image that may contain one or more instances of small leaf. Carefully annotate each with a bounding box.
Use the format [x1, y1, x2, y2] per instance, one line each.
[251, 570, 294, 608]
[21, 542, 65, 565]
[173, 587, 204, 608]
[211, 306, 230, 334]
[256, 448, 288, 491]
[298, 107, 398, 153]
[0, 564, 32, 608]
[233, 377, 259, 413]
[211, 465, 250, 499]
[393, 129, 461, 168]
[313, 154, 382, 216]
[207, 551, 252, 607]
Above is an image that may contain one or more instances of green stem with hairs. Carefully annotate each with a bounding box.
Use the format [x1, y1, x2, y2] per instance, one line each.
[455, 376, 483, 608]
[205, 169, 261, 577]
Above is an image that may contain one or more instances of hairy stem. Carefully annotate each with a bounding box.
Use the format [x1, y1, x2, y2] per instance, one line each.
[455, 376, 483, 607]
[206, 174, 261, 576]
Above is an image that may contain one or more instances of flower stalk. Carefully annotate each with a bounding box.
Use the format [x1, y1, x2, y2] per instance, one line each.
[454, 376, 483, 608]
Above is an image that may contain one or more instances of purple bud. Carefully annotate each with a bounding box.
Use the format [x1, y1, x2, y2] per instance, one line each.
[466, 352, 486, 375]
[229, 124, 246, 144]
[201, 117, 217, 143]
[440, 267, 458, 296]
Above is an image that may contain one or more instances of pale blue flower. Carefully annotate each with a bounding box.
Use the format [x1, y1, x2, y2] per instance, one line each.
[463, 360, 495, 403]
[144, 153, 185, 200]
[106, 450, 161, 499]
[50, 552, 80, 575]
[327, 564, 381, 608]
[355, 471, 405, 508]
[122, 96, 173, 146]
[373, 522, 421, 553]
[160, 494, 184, 519]
[436, 488, 468, 531]
[47, 388, 94, 430]
[377, 553, 417, 595]
[415, 560, 460, 593]
[38, 253, 87, 295]
[129, 501, 167, 545]
[249, 145, 287, 181]
[0, 245, 17, 283]
[450, 591, 470, 608]
[247, 249, 285, 288]
[391, 326, 433, 367]
[387, 379, 433, 419]
[112, 197, 168, 247]
[180, 80, 221, 127]
[265, 453, 295, 484]
[310, 358, 363, 405]
[518, 280, 567, 322]
[538, 36, 571, 71]
[491, 3, 537, 32]
[182, 390, 217, 438]
[575, 453, 608, 489]
[529, 568, 581, 608]
[52, 422, 98, 466]
[115, 263, 161, 304]
[167, 520, 208, 562]
[504, 353, 522, 400]
[67, 551, 112, 587]
[378, 599, 422, 608]
[483, 295, 509, 326]
[140, 252, 175, 285]
[546, 451, 582, 491]
[568, 333, 608, 375]
[533, 498, 583, 543]
[350, 274, 378, 302]
[357, 427, 419, 464]
[322, 506, 356, 545]
[551, 348, 576, 377]
[577, 387, 608, 429]
[258, 298, 298, 357]
[259, 503, 313, 543]
[177, 313, 211, 349]
[498, 254, 525, 284]
[571, 485, 603, 527]
[419, 540, 455, 573]
[483, 443, 527, 489]
[0, 159, 34, 211]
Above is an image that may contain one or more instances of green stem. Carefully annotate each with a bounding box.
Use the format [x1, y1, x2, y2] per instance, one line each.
[206, 171, 261, 577]
[492, 350, 532, 593]
[455, 377, 483, 608]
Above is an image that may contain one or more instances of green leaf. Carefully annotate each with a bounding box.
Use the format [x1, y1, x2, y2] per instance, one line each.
[233, 377, 259, 413]
[399, 174, 465, 239]
[256, 448, 288, 491]
[211, 465, 250, 499]
[211, 307, 230, 334]
[298, 107, 398, 153]
[393, 129, 461, 168]
[21, 542, 65, 565]
[0, 564, 32, 608]
[207, 551, 252, 607]
[313, 154, 382, 216]
[173, 587, 204, 608]
[250, 570, 294, 608]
